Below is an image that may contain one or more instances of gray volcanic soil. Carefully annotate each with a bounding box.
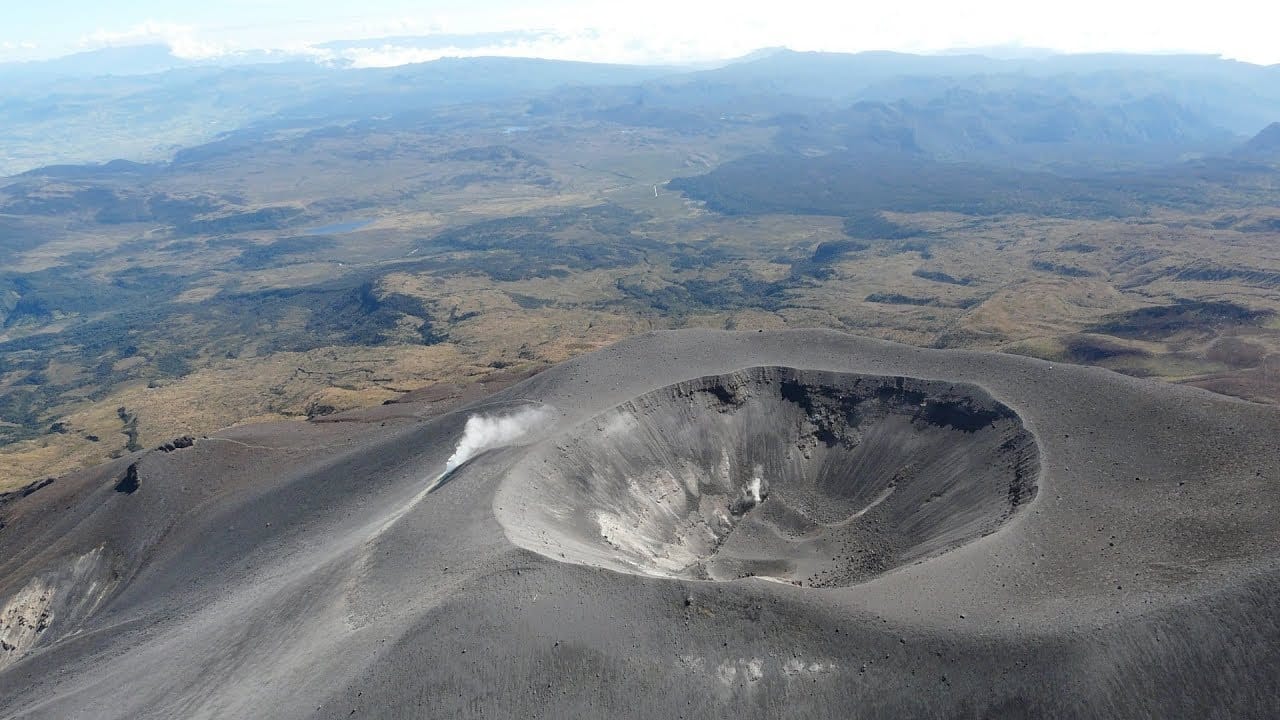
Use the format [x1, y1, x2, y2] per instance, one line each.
[1, 329, 1279, 718]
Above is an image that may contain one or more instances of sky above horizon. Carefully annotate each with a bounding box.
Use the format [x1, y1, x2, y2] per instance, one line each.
[5, 0, 1280, 67]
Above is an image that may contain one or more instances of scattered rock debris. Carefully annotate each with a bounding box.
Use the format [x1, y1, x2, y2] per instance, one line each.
[0, 478, 56, 507]
[114, 463, 140, 494]
[156, 436, 195, 453]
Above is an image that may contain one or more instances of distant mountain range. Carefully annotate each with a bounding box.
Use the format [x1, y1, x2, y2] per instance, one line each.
[1235, 122, 1280, 160]
[2, 46, 1279, 175]
[0, 44, 298, 83]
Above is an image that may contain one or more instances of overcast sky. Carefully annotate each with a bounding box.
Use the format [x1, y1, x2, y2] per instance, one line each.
[5, 0, 1280, 66]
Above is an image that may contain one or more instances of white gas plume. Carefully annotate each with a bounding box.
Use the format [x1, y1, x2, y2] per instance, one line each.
[442, 406, 554, 477]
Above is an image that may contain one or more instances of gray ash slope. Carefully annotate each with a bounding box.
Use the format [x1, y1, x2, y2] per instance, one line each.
[1, 329, 1279, 718]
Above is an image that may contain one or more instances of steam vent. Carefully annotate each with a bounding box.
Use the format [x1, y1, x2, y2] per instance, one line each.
[497, 367, 1039, 587]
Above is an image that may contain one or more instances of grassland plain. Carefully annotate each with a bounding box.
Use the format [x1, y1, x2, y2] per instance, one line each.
[2, 97, 1280, 491]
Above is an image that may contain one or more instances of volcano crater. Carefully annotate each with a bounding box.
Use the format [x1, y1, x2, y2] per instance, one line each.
[496, 367, 1039, 587]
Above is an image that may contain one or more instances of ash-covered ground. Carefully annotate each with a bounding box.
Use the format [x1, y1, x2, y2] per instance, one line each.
[2, 329, 1279, 718]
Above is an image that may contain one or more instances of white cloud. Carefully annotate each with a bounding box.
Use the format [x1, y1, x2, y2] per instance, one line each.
[305, 24, 766, 69]
[79, 21, 226, 60]
[0, 40, 40, 62]
[51, 0, 1280, 67]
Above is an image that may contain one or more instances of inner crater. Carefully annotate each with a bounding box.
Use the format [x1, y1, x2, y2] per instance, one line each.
[496, 367, 1039, 587]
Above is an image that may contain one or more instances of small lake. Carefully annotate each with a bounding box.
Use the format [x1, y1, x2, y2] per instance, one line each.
[301, 219, 374, 236]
